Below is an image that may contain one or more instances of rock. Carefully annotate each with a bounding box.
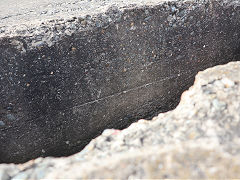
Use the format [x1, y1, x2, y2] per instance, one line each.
[1, 0, 240, 163]
[0, 61, 240, 179]
[0, 165, 19, 180]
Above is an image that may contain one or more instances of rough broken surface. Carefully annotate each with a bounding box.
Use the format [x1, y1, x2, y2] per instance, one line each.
[1, 61, 240, 179]
[1, 0, 240, 163]
[0, 0, 166, 36]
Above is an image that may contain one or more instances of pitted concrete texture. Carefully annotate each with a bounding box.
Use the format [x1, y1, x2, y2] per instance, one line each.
[0, 0, 240, 163]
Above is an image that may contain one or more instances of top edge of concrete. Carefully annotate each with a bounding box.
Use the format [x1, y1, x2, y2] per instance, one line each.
[0, 0, 217, 36]
[0, 0, 165, 34]
[0, 0, 238, 45]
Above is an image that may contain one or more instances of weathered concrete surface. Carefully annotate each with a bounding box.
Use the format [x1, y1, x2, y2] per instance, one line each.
[0, 0, 240, 163]
[0, 61, 240, 179]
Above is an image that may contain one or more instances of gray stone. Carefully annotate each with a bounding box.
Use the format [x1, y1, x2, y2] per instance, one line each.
[0, 121, 5, 126]
[1, 0, 240, 163]
[0, 165, 19, 180]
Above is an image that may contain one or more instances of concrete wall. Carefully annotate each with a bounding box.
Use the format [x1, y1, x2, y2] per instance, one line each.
[0, 0, 240, 163]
